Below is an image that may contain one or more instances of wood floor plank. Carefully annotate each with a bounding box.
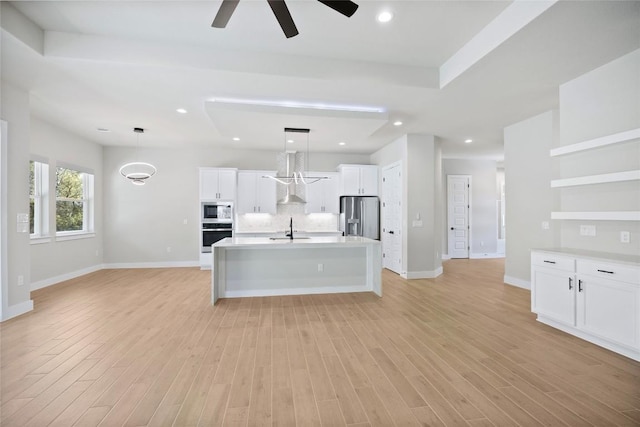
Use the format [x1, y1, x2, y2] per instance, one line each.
[1, 262, 638, 426]
[317, 399, 347, 426]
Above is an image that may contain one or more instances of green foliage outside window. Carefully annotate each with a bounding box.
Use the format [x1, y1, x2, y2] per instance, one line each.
[56, 167, 84, 232]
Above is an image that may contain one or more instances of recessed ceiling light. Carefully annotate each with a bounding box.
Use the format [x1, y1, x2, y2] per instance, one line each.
[465, 139, 473, 143]
[96, 128, 110, 132]
[287, 139, 294, 143]
[339, 142, 346, 146]
[233, 137, 240, 141]
[176, 108, 188, 114]
[393, 121, 403, 126]
[377, 11, 393, 23]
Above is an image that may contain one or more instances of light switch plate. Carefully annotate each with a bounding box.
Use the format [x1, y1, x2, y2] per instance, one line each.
[412, 220, 423, 227]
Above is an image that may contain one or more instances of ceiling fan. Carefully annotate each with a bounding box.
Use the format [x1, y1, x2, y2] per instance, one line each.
[211, 0, 359, 38]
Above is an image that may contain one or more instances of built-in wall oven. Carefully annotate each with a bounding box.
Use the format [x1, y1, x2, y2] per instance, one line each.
[201, 202, 233, 253]
[202, 222, 233, 253]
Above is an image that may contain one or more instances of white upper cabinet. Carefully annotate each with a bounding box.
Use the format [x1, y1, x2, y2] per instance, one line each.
[337, 165, 378, 196]
[199, 168, 237, 201]
[305, 172, 339, 214]
[236, 171, 277, 214]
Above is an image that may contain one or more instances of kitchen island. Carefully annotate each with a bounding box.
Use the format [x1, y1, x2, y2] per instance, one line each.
[211, 236, 382, 304]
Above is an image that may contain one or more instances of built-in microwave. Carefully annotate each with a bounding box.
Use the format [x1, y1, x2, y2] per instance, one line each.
[202, 202, 232, 222]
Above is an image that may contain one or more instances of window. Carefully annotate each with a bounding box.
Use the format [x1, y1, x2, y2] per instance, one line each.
[56, 166, 94, 235]
[29, 160, 49, 238]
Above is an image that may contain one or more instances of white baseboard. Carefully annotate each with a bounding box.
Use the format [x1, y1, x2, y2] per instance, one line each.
[104, 261, 200, 269]
[3, 300, 34, 321]
[31, 264, 104, 291]
[442, 253, 451, 260]
[470, 253, 505, 259]
[504, 275, 530, 290]
[402, 267, 443, 279]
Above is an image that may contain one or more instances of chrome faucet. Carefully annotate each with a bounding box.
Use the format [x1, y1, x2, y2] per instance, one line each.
[286, 217, 293, 240]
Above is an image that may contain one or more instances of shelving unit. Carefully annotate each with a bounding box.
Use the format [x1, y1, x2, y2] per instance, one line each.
[550, 170, 640, 188]
[550, 127, 640, 157]
[550, 128, 640, 222]
[550, 212, 640, 221]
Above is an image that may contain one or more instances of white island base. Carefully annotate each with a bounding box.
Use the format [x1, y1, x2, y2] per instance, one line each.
[211, 236, 382, 304]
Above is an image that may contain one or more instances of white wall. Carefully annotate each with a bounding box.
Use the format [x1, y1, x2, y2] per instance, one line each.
[0, 81, 33, 317]
[503, 50, 640, 288]
[370, 134, 442, 278]
[442, 159, 498, 257]
[103, 146, 368, 265]
[503, 111, 559, 288]
[556, 48, 640, 255]
[29, 118, 104, 287]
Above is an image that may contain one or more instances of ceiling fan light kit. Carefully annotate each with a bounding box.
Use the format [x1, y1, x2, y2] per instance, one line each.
[212, 0, 359, 38]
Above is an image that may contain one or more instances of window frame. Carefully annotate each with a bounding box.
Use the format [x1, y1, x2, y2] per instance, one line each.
[55, 164, 95, 239]
[29, 158, 50, 243]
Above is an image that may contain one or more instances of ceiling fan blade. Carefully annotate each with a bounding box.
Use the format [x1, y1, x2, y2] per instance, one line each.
[267, 0, 299, 38]
[212, 0, 240, 28]
[317, 0, 358, 17]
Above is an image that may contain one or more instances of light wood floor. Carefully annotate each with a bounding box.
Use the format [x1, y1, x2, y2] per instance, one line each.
[1, 259, 639, 426]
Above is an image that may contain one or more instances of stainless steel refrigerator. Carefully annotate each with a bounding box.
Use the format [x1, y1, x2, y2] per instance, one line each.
[339, 196, 380, 240]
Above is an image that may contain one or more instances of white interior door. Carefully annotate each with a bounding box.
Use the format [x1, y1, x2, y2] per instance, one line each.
[447, 175, 470, 259]
[382, 164, 402, 274]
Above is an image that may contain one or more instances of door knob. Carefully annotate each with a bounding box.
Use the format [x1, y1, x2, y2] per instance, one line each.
[450, 227, 454, 230]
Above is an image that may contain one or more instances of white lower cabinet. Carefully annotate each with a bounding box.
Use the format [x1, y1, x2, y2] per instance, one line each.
[531, 250, 640, 361]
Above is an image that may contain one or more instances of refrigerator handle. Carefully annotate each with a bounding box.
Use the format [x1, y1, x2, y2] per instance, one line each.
[360, 198, 365, 237]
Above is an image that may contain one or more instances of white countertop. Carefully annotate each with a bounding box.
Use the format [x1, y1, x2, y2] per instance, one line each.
[233, 230, 342, 234]
[532, 248, 640, 266]
[214, 235, 379, 249]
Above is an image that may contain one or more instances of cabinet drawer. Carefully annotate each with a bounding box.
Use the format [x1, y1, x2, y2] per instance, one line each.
[577, 260, 640, 285]
[531, 252, 575, 272]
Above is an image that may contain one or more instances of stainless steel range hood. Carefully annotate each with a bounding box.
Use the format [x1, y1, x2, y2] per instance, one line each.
[278, 152, 305, 205]
[263, 127, 329, 205]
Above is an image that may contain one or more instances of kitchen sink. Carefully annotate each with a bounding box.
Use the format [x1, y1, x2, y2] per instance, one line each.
[268, 237, 311, 240]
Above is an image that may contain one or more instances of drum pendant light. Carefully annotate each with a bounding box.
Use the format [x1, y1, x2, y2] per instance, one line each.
[119, 127, 157, 186]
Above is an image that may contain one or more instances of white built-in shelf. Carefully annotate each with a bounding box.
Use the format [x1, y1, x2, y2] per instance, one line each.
[550, 170, 640, 188]
[550, 128, 640, 157]
[551, 211, 640, 221]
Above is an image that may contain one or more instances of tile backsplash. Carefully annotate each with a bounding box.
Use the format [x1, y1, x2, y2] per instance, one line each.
[235, 204, 339, 232]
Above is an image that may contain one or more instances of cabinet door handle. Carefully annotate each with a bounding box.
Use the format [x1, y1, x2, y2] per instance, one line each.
[568, 277, 573, 290]
[578, 279, 583, 292]
[597, 269, 614, 274]
[543, 260, 556, 264]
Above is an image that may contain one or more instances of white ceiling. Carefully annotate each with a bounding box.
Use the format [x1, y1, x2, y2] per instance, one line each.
[2, 1, 639, 158]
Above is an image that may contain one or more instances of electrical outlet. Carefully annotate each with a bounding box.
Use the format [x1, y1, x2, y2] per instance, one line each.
[17, 275, 24, 286]
[580, 225, 596, 237]
[95, 250, 99, 257]
[620, 231, 630, 243]
[166, 246, 171, 253]
[542, 221, 550, 230]
[317, 263, 323, 272]
[183, 219, 188, 225]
